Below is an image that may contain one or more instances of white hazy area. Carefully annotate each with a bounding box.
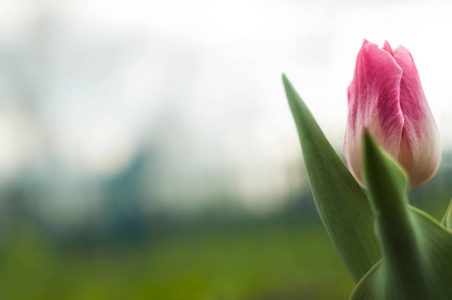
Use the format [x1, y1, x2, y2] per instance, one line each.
[0, 0, 451, 217]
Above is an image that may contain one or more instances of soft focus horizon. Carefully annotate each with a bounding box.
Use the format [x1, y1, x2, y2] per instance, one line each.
[0, 0, 451, 299]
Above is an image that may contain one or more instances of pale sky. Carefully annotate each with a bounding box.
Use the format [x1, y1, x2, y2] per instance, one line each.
[0, 0, 451, 212]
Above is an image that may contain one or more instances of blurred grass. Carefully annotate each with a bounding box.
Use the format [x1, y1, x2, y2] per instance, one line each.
[0, 188, 448, 300]
[0, 217, 354, 300]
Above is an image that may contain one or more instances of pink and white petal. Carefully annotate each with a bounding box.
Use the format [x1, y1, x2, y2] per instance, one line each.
[345, 40, 404, 185]
[394, 46, 442, 187]
[382, 40, 394, 57]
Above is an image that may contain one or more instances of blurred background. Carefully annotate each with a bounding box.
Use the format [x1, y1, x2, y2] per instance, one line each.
[0, 0, 451, 299]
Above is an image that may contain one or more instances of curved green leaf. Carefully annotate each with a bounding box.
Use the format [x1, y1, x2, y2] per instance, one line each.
[351, 132, 452, 299]
[442, 199, 452, 230]
[282, 75, 380, 283]
[440, 199, 452, 226]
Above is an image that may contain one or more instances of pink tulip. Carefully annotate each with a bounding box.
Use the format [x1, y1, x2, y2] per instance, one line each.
[344, 40, 441, 189]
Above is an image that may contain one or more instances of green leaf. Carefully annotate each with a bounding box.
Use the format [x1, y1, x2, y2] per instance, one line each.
[282, 74, 380, 283]
[350, 132, 452, 299]
[442, 199, 452, 230]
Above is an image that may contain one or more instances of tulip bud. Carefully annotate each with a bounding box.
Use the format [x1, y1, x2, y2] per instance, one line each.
[344, 40, 441, 189]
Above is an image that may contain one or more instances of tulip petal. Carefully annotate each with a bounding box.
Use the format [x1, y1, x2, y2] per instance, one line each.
[345, 40, 404, 185]
[382, 40, 394, 56]
[393, 46, 442, 187]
